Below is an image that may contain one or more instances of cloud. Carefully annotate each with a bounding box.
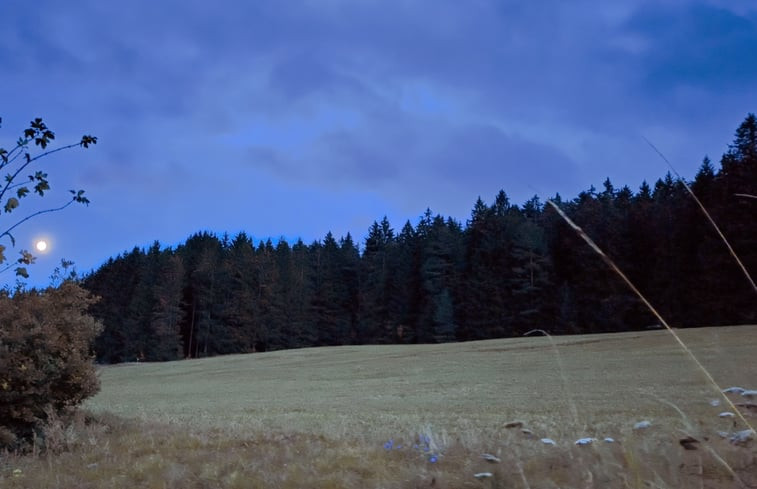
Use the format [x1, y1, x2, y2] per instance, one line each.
[2, 0, 757, 286]
[624, 3, 757, 92]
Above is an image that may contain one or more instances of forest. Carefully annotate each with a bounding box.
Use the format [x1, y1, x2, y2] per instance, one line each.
[83, 115, 757, 364]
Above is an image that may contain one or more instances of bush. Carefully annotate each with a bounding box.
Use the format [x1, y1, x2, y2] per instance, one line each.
[0, 282, 102, 449]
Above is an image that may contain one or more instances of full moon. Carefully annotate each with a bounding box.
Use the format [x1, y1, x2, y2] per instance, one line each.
[35, 240, 48, 252]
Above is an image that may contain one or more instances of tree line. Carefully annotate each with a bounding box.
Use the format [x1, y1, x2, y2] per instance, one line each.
[83, 114, 757, 363]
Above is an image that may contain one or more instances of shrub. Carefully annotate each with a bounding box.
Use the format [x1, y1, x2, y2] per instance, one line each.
[0, 282, 102, 449]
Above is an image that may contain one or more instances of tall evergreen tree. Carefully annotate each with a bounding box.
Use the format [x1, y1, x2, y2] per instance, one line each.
[149, 253, 185, 360]
[360, 217, 397, 343]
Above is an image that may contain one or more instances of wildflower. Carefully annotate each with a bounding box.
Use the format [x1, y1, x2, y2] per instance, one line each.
[429, 455, 438, 463]
[384, 439, 394, 451]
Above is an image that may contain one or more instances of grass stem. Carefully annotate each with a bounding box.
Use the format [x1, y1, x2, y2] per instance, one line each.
[642, 137, 757, 297]
[546, 199, 755, 438]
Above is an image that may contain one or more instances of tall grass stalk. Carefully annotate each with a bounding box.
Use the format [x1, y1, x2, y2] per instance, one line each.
[653, 395, 747, 488]
[642, 137, 757, 296]
[516, 461, 532, 489]
[545, 199, 755, 438]
[524, 329, 580, 429]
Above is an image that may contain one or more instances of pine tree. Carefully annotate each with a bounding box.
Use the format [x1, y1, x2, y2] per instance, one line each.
[219, 232, 258, 353]
[177, 232, 224, 357]
[339, 233, 361, 343]
[359, 217, 397, 342]
[459, 193, 518, 340]
[509, 199, 554, 334]
[418, 214, 462, 342]
[149, 253, 185, 360]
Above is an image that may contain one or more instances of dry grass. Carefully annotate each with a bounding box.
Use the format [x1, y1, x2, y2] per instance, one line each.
[1, 326, 755, 488]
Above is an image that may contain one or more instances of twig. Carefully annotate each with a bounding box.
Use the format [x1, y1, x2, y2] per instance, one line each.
[0, 200, 75, 241]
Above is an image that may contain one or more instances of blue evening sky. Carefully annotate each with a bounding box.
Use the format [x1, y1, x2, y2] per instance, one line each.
[1, 0, 756, 287]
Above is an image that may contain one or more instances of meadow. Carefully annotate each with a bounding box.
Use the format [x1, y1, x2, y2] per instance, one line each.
[2, 325, 756, 488]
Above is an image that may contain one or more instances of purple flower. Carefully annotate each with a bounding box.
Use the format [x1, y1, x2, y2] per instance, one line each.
[429, 455, 438, 463]
[384, 439, 394, 451]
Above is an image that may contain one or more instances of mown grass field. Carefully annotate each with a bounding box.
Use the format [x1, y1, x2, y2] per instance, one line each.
[2, 325, 756, 488]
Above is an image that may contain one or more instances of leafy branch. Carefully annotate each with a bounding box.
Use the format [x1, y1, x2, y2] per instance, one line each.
[0, 117, 97, 277]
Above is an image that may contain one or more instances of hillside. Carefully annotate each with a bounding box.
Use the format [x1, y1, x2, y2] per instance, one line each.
[87, 326, 757, 439]
[4, 326, 754, 488]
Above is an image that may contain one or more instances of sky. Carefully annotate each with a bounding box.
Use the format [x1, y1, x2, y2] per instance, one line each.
[1, 0, 756, 288]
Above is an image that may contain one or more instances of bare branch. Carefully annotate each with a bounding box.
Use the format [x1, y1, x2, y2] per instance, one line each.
[0, 199, 76, 241]
[0, 142, 83, 204]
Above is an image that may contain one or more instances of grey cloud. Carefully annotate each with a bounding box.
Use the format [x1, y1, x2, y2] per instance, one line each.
[4, 0, 757, 287]
[431, 124, 581, 190]
[246, 113, 580, 212]
[625, 3, 757, 91]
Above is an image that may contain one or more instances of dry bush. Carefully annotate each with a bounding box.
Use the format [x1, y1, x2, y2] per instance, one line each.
[0, 282, 102, 450]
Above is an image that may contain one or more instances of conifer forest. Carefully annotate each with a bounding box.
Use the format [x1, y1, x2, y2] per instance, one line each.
[83, 115, 757, 363]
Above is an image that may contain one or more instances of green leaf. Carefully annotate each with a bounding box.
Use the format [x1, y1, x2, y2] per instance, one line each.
[72, 189, 90, 205]
[4, 197, 19, 213]
[80, 135, 98, 148]
[34, 180, 50, 196]
[18, 250, 34, 265]
[15, 267, 29, 278]
[0, 244, 5, 264]
[16, 187, 29, 198]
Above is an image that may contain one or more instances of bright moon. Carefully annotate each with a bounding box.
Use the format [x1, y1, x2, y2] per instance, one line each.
[35, 240, 48, 252]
